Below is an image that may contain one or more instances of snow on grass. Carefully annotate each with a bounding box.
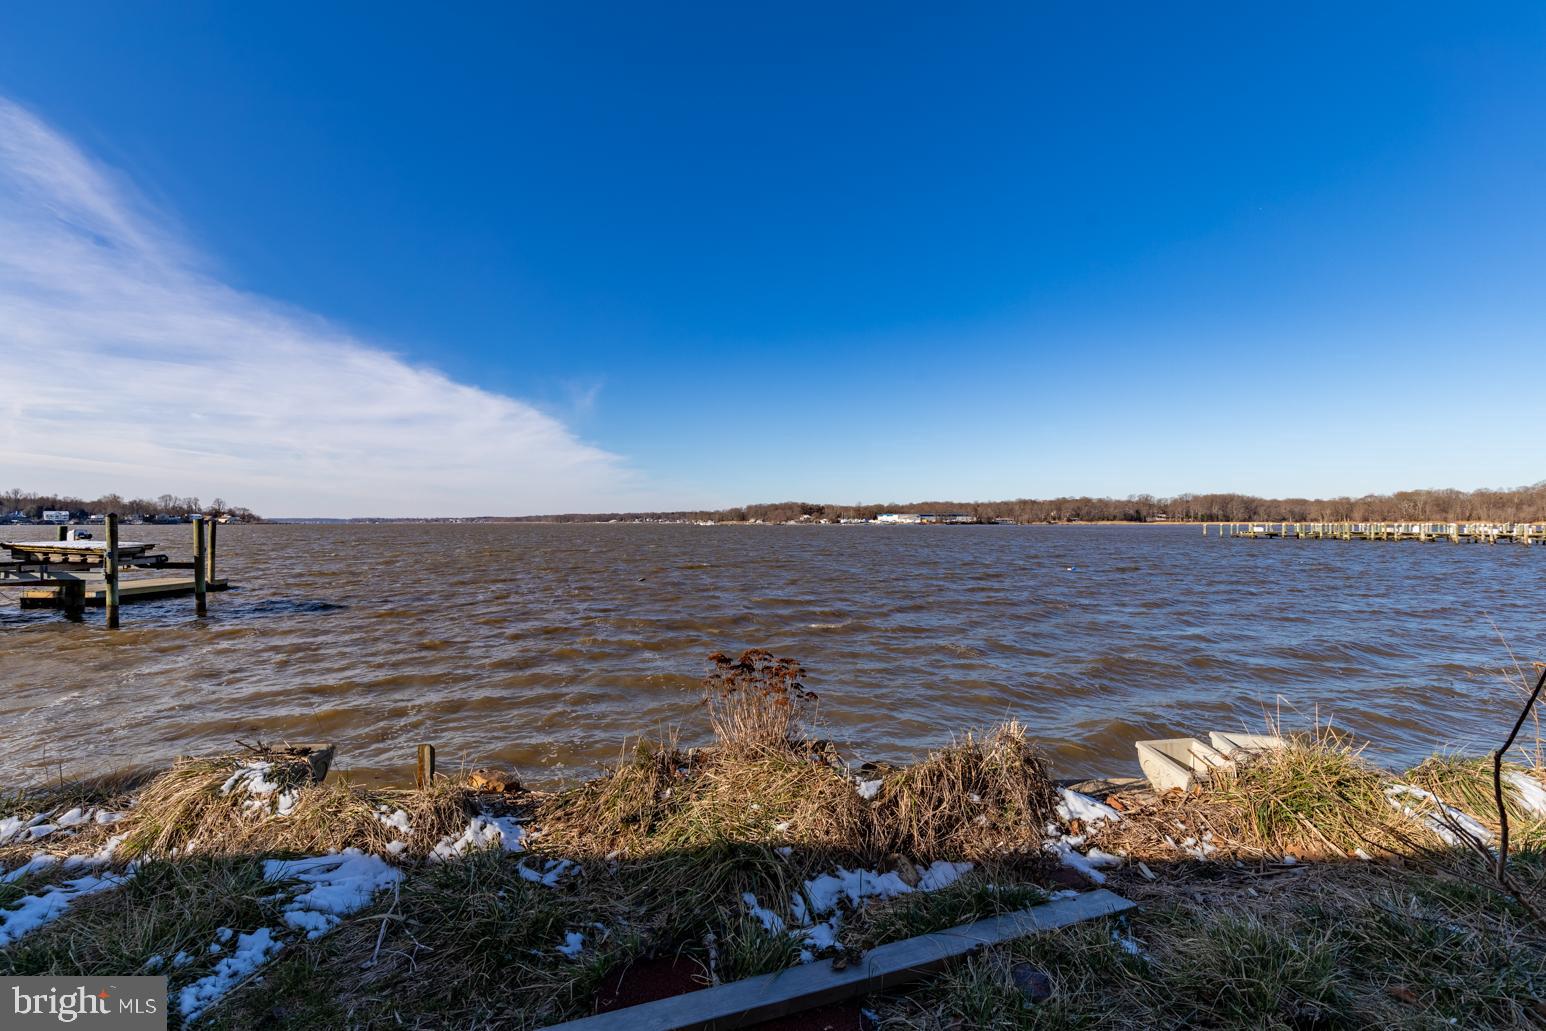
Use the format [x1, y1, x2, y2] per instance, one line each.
[0, 870, 128, 946]
[375, 806, 412, 834]
[555, 930, 585, 958]
[1111, 929, 1144, 956]
[431, 815, 528, 860]
[741, 892, 786, 933]
[220, 761, 280, 797]
[519, 858, 577, 886]
[169, 849, 407, 1022]
[2, 853, 59, 883]
[1386, 785, 1492, 848]
[1045, 839, 1122, 885]
[263, 849, 404, 939]
[855, 779, 883, 801]
[1056, 788, 1122, 826]
[1506, 770, 1546, 817]
[0, 807, 127, 854]
[744, 860, 974, 961]
[176, 927, 282, 1022]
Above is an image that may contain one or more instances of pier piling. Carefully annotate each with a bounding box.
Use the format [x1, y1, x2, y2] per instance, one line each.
[192, 516, 208, 617]
[104, 513, 121, 629]
[206, 517, 218, 584]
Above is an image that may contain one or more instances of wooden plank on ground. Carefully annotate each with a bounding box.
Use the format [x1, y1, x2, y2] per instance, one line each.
[547, 889, 1135, 1031]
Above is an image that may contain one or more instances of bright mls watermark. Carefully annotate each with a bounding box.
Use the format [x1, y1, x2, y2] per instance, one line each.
[4, 978, 166, 1029]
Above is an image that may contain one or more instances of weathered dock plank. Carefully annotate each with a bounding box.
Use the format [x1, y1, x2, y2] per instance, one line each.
[18, 576, 230, 608]
[548, 890, 1135, 1031]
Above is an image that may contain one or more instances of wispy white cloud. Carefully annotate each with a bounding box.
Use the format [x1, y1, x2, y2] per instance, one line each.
[0, 97, 644, 517]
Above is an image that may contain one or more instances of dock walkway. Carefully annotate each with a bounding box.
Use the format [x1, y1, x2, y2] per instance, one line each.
[1206, 521, 1546, 544]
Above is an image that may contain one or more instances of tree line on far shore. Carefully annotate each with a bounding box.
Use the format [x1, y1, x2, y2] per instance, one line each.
[2, 488, 261, 523]
[512, 482, 1546, 525]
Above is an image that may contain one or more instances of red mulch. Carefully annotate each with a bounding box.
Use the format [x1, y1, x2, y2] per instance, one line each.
[592, 953, 867, 1030]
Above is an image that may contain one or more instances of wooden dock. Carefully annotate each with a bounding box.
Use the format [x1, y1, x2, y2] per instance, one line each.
[1205, 521, 1546, 545]
[17, 575, 230, 608]
[3, 513, 229, 623]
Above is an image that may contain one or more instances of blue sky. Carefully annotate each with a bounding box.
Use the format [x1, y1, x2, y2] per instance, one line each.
[2, 5, 1544, 515]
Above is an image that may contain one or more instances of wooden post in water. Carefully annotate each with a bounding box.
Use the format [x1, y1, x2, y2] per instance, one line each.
[56, 524, 68, 542]
[206, 517, 218, 584]
[60, 579, 85, 621]
[416, 744, 436, 788]
[104, 512, 121, 629]
[192, 516, 208, 616]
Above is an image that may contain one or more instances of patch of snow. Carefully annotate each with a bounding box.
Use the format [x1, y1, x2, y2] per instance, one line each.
[1506, 771, 1546, 817]
[518, 858, 577, 887]
[1112, 930, 1144, 956]
[1386, 785, 1492, 848]
[0, 870, 126, 946]
[917, 860, 974, 891]
[2, 853, 59, 883]
[375, 807, 412, 834]
[855, 779, 883, 801]
[176, 927, 282, 1022]
[55, 808, 89, 828]
[745, 860, 975, 962]
[263, 849, 403, 940]
[1056, 789, 1122, 826]
[555, 930, 585, 958]
[741, 892, 786, 933]
[431, 816, 528, 860]
[1046, 839, 1112, 885]
[220, 762, 279, 798]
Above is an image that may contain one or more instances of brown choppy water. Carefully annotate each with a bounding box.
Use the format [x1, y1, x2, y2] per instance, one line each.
[1, 523, 1541, 788]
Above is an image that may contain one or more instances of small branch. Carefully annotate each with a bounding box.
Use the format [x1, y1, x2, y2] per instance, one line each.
[1493, 666, 1546, 882]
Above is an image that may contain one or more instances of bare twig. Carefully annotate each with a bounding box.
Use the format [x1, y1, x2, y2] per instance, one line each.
[1493, 666, 1546, 882]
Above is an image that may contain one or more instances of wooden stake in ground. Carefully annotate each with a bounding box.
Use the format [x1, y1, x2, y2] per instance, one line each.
[416, 744, 436, 788]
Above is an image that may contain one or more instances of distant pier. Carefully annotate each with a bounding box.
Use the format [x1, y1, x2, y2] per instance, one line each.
[1205, 521, 1546, 545]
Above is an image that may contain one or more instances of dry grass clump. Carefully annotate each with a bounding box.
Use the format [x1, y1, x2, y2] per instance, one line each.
[116, 752, 473, 859]
[1405, 755, 1546, 831]
[702, 649, 817, 757]
[537, 738, 868, 861]
[866, 722, 1058, 862]
[1209, 731, 1398, 857]
[1095, 732, 1418, 862]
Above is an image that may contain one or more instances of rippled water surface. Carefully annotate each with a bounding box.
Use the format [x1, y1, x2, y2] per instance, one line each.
[3, 523, 1543, 786]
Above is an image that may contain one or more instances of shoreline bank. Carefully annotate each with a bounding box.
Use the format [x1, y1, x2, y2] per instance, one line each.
[3, 706, 1545, 1028]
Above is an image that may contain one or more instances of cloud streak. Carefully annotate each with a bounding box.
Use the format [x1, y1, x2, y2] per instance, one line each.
[0, 97, 640, 517]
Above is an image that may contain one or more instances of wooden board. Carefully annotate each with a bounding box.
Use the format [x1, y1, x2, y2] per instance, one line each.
[17, 576, 229, 607]
[3, 540, 155, 556]
[549, 889, 1134, 1031]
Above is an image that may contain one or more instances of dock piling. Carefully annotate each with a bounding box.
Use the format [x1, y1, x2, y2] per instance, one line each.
[104, 513, 121, 629]
[416, 744, 436, 788]
[56, 524, 68, 542]
[192, 516, 208, 616]
[206, 517, 218, 584]
[60, 580, 85, 621]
